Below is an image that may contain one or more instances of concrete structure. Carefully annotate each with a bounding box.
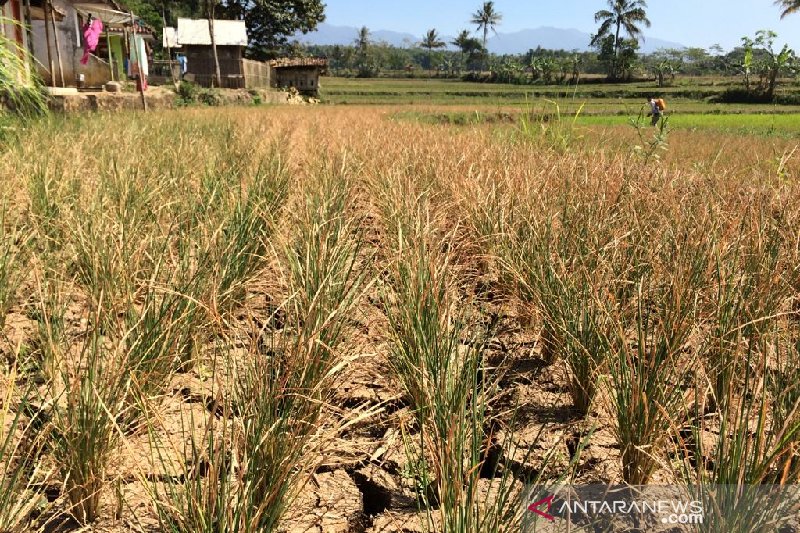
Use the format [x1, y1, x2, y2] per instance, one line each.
[269, 57, 327, 96]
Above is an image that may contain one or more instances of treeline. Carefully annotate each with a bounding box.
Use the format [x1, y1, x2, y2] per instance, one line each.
[297, 36, 795, 91]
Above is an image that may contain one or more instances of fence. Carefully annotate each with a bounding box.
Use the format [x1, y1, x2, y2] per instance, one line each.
[241, 59, 270, 89]
[150, 56, 271, 89]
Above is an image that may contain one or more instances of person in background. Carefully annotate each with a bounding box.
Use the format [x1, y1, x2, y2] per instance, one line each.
[647, 96, 662, 127]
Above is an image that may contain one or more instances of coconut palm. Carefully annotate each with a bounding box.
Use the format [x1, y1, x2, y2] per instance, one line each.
[470, 1, 502, 48]
[775, 0, 800, 18]
[590, 0, 651, 80]
[420, 29, 446, 75]
[452, 30, 471, 72]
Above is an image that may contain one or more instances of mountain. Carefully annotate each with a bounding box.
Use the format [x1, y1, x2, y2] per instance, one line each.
[295, 23, 421, 48]
[486, 27, 685, 54]
[295, 23, 685, 54]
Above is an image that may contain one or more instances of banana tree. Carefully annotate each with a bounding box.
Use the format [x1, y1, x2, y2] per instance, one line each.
[755, 30, 797, 99]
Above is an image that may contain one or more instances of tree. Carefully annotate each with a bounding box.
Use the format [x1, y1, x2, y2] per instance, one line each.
[451, 30, 484, 72]
[752, 30, 796, 98]
[775, 0, 800, 18]
[740, 37, 755, 91]
[471, 1, 502, 49]
[594, 33, 640, 80]
[219, 0, 325, 60]
[419, 28, 445, 74]
[205, 0, 221, 87]
[354, 26, 375, 77]
[590, 0, 651, 80]
[452, 30, 470, 72]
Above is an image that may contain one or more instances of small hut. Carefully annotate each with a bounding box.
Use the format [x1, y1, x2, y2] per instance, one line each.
[268, 57, 327, 96]
[175, 17, 248, 88]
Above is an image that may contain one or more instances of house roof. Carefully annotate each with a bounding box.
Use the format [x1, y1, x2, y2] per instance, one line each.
[163, 27, 180, 48]
[269, 57, 328, 68]
[176, 18, 248, 47]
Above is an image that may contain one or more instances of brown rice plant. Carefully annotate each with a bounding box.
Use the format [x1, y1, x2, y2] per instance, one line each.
[681, 331, 800, 532]
[384, 218, 545, 532]
[203, 152, 289, 317]
[28, 165, 77, 252]
[48, 311, 130, 524]
[607, 233, 708, 485]
[68, 191, 160, 325]
[151, 167, 366, 532]
[550, 280, 613, 416]
[0, 209, 29, 330]
[117, 276, 206, 429]
[501, 189, 619, 387]
[702, 218, 787, 410]
[0, 364, 52, 532]
[26, 275, 68, 383]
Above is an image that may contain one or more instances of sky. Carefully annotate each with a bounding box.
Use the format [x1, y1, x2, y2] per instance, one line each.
[322, 0, 800, 52]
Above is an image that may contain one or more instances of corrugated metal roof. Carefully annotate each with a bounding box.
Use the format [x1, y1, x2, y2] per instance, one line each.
[163, 27, 180, 48]
[176, 18, 247, 47]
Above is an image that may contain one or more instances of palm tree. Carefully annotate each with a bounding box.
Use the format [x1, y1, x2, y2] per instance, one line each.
[354, 26, 372, 76]
[471, 1, 502, 48]
[775, 0, 800, 17]
[452, 30, 471, 72]
[590, 0, 650, 80]
[420, 28, 446, 75]
[355, 26, 370, 59]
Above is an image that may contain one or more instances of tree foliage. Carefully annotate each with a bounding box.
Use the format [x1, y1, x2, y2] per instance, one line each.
[470, 1, 502, 48]
[774, 0, 800, 18]
[219, 0, 325, 59]
[591, 0, 650, 80]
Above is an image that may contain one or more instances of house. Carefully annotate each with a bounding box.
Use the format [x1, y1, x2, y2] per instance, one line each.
[21, 0, 152, 89]
[1, 0, 36, 86]
[173, 18, 261, 89]
[269, 57, 327, 96]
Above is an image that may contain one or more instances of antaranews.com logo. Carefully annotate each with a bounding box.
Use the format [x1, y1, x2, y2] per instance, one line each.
[522, 484, 800, 531]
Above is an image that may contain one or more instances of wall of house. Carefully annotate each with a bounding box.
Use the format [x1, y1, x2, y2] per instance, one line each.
[184, 45, 244, 88]
[74, 48, 112, 87]
[1, 0, 33, 86]
[30, 0, 80, 86]
[272, 66, 321, 94]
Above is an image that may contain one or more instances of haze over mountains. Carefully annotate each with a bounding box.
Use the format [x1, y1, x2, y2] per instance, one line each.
[295, 23, 685, 54]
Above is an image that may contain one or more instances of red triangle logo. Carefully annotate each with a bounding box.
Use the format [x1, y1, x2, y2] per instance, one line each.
[528, 494, 556, 521]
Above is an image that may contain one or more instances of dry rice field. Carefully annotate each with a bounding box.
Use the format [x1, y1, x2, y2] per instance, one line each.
[1, 105, 800, 532]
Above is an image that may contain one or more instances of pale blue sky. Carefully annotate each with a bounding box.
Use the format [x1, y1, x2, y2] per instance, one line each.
[323, 1, 800, 52]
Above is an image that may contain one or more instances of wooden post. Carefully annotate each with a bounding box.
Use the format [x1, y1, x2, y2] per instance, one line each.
[49, 0, 64, 87]
[106, 31, 113, 81]
[162, 7, 176, 84]
[129, 14, 147, 111]
[43, 0, 55, 85]
[23, 0, 35, 59]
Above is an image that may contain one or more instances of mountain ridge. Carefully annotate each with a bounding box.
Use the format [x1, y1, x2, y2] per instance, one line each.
[294, 23, 685, 54]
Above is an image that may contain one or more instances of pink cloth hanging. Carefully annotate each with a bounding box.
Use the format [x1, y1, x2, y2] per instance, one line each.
[80, 19, 104, 65]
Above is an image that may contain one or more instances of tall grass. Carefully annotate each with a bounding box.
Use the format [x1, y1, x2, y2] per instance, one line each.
[0, 17, 48, 118]
[0, 209, 28, 329]
[608, 230, 709, 486]
[0, 364, 51, 531]
[1, 105, 799, 529]
[380, 195, 540, 532]
[48, 312, 129, 524]
[151, 160, 367, 532]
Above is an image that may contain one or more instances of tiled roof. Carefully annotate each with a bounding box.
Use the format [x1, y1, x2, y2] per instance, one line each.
[269, 58, 328, 68]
